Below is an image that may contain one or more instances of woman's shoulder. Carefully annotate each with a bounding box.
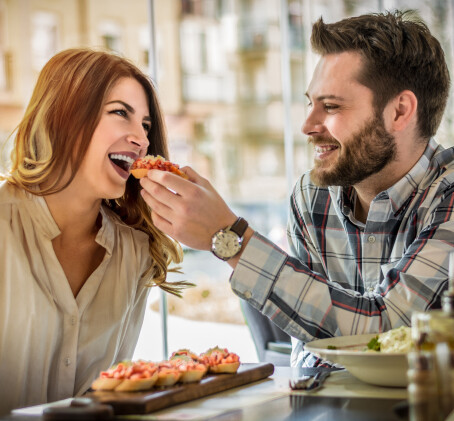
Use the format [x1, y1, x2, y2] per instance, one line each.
[0, 181, 29, 219]
[0, 180, 25, 203]
[0, 182, 32, 245]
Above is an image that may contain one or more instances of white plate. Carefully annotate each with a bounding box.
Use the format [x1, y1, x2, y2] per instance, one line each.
[305, 333, 408, 387]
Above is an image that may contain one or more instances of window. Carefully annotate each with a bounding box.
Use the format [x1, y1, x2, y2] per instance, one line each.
[180, 19, 233, 102]
[31, 11, 59, 71]
[0, 0, 9, 92]
[99, 20, 122, 53]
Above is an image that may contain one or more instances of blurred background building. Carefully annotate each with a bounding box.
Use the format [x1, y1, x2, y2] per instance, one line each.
[1, 0, 454, 361]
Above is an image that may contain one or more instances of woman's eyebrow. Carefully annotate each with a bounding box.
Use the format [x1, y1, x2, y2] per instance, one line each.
[106, 100, 151, 121]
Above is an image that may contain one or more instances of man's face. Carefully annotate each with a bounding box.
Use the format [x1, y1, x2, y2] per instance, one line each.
[303, 52, 396, 187]
[309, 113, 396, 187]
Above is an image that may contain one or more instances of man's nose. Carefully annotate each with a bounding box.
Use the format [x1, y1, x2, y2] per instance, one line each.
[302, 109, 324, 136]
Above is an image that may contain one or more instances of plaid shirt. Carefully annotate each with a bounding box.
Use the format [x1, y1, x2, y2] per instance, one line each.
[231, 138, 454, 367]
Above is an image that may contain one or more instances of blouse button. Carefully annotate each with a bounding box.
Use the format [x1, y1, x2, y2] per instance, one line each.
[367, 235, 376, 243]
[244, 291, 252, 299]
[64, 358, 71, 366]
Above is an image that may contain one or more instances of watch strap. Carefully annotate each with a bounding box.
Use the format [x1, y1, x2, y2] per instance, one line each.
[230, 217, 248, 238]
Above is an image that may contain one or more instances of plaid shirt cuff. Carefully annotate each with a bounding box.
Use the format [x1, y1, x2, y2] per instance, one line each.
[230, 231, 287, 309]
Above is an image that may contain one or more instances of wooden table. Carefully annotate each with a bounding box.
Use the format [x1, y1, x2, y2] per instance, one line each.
[4, 367, 408, 421]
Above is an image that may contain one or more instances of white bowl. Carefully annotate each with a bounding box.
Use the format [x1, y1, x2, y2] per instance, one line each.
[305, 333, 408, 387]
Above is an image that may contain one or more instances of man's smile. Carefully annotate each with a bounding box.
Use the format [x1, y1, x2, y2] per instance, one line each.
[313, 144, 340, 160]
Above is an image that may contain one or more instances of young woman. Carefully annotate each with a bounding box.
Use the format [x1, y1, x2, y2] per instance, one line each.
[0, 48, 189, 414]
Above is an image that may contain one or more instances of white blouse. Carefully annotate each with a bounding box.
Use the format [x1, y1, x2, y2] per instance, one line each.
[0, 181, 152, 414]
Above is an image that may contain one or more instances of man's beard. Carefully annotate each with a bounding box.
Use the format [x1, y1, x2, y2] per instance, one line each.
[309, 114, 396, 187]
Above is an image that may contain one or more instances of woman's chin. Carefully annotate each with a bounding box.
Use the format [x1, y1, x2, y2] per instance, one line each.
[100, 181, 127, 201]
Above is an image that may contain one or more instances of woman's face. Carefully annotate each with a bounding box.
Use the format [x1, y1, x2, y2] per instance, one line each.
[75, 77, 151, 200]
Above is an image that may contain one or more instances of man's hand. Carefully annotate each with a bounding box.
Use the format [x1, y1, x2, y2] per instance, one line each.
[139, 166, 238, 251]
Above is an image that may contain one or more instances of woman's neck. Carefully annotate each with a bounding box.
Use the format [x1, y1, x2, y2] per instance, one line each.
[43, 185, 102, 241]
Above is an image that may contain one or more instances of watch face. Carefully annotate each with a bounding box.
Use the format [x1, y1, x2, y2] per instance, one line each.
[212, 230, 242, 260]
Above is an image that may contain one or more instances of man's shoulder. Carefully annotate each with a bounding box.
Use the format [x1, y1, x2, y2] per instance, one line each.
[409, 145, 454, 214]
[432, 143, 454, 167]
[426, 145, 454, 186]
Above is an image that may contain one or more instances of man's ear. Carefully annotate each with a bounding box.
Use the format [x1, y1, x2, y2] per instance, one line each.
[387, 90, 418, 132]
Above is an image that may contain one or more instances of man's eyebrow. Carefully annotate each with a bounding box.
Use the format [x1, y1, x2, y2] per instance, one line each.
[106, 100, 151, 121]
[305, 93, 346, 101]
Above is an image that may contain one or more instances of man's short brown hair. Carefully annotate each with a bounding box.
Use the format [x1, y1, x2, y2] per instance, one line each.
[311, 10, 450, 140]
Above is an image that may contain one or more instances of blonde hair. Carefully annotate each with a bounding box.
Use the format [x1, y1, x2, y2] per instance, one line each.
[2, 48, 190, 296]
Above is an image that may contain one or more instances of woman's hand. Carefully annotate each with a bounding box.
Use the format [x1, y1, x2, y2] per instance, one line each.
[139, 166, 238, 251]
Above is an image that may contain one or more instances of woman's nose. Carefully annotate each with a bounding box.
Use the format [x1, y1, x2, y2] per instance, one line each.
[127, 130, 149, 152]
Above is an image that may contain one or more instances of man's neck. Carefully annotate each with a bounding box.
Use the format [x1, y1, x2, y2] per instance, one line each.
[352, 140, 427, 223]
[353, 194, 369, 224]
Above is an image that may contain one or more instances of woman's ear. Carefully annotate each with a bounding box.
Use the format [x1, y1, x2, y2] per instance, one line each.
[387, 90, 418, 132]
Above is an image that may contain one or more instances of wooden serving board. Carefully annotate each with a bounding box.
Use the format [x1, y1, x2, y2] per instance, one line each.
[85, 362, 274, 415]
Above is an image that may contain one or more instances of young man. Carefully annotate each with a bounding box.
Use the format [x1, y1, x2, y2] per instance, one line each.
[140, 11, 453, 367]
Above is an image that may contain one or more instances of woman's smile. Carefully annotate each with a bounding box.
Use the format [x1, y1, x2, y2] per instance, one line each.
[108, 153, 136, 179]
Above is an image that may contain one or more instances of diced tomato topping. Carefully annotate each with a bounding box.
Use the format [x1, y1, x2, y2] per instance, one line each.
[99, 360, 157, 379]
[131, 156, 181, 172]
[199, 347, 240, 367]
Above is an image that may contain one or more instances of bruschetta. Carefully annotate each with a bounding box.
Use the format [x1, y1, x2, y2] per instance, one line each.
[200, 347, 240, 374]
[130, 155, 188, 179]
[170, 354, 207, 383]
[91, 360, 158, 392]
[170, 348, 202, 362]
[155, 361, 182, 387]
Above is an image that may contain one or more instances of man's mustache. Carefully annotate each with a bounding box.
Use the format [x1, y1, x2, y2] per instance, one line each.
[308, 136, 341, 147]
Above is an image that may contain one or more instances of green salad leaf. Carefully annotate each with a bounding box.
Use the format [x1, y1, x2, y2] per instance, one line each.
[366, 335, 381, 351]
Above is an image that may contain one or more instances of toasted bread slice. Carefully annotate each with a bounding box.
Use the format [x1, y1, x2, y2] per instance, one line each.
[114, 372, 158, 392]
[130, 168, 149, 179]
[208, 361, 240, 374]
[155, 371, 181, 387]
[91, 377, 123, 391]
[179, 367, 207, 383]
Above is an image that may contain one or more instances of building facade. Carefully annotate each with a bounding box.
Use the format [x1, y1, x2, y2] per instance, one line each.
[1, 0, 454, 238]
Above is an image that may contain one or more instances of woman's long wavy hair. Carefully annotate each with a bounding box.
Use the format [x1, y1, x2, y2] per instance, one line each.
[2, 48, 186, 294]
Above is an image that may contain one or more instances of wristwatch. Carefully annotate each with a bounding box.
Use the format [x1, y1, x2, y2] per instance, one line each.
[211, 217, 249, 261]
